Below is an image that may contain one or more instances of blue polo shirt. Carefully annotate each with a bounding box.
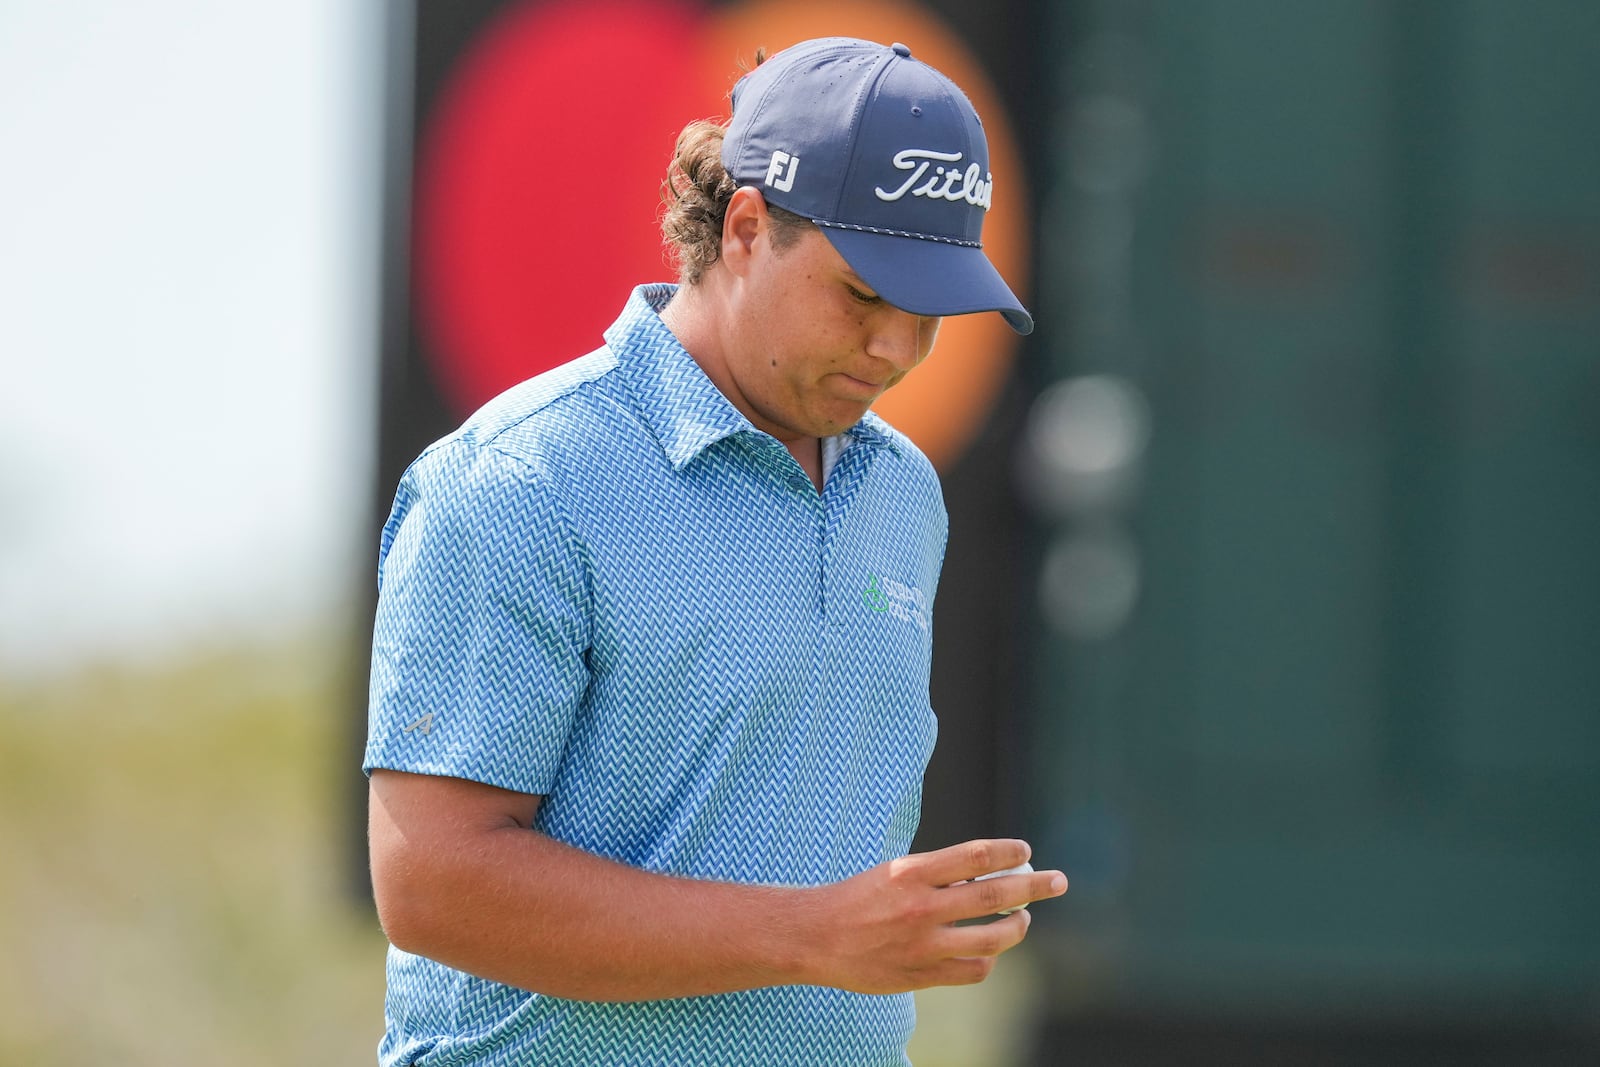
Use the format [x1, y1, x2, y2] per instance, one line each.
[365, 284, 947, 1066]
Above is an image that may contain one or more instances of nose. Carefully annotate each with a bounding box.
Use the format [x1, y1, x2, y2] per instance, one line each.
[866, 307, 940, 372]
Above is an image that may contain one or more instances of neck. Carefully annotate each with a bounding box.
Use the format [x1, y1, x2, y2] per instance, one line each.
[659, 280, 824, 491]
[655, 282, 717, 377]
[658, 279, 809, 447]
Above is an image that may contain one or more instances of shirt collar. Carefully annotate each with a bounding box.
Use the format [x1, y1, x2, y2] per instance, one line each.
[606, 284, 906, 471]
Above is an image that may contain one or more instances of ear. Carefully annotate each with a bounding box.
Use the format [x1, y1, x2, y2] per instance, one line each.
[720, 186, 769, 278]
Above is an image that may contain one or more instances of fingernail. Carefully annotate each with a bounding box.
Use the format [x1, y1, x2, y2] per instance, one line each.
[1051, 874, 1067, 894]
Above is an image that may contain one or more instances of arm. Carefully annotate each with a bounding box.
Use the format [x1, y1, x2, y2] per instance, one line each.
[369, 768, 1068, 1002]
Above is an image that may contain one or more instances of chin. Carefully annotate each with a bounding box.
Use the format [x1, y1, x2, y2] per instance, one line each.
[815, 411, 867, 436]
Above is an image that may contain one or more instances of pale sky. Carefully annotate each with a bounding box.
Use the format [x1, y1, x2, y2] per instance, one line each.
[0, 2, 385, 675]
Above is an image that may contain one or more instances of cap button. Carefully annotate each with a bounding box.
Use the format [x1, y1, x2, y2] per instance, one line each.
[891, 42, 912, 58]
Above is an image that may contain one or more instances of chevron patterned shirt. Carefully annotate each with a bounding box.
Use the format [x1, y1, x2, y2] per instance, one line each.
[365, 284, 947, 1066]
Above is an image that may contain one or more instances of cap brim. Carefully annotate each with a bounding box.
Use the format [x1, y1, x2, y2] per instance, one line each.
[817, 225, 1034, 336]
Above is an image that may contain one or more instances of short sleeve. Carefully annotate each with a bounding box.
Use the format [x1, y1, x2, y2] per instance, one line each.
[363, 437, 591, 794]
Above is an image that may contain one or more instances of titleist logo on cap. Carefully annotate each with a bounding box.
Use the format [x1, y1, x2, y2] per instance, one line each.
[874, 149, 994, 210]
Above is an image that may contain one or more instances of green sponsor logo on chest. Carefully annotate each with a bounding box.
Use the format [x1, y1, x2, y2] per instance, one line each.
[863, 574, 890, 613]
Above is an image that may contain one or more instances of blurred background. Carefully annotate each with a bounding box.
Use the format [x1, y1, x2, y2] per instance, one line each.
[3, 0, 1596, 1064]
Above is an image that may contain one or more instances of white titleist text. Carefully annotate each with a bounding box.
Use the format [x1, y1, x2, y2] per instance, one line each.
[874, 149, 992, 210]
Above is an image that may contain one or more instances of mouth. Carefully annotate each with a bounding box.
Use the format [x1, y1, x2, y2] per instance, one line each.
[832, 372, 887, 399]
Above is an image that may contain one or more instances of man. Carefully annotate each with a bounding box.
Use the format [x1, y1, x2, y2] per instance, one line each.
[365, 36, 1065, 1066]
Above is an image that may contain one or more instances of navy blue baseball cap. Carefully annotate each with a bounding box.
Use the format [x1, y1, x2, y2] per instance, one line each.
[722, 37, 1034, 335]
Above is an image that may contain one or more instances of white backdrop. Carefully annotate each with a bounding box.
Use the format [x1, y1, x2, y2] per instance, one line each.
[0, 1, 384, 674]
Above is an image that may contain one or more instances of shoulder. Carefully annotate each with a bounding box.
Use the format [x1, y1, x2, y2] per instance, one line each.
[381, 350, 633, 552]
[413, 347, 643, 483]
[459, 347, 624, 456]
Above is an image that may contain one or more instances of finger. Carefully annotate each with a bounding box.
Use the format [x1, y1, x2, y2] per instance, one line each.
[936, 870, 1068, 922]
[904, 838, 1032, 888]
[938, 908, 1032, 959]
[916, 954, 999, 989]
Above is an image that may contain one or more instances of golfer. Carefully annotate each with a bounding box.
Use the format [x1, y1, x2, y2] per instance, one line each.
[365, 36, 1066, 1066]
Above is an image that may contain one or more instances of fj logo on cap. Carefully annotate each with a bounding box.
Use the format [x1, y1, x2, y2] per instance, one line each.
[764, 150, 799, 193]
[875, 148, 993, 210]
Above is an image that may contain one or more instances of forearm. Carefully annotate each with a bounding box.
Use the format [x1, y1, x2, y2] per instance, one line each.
[369, 770, 1067, 1001]
[371, 782, 825, 1001]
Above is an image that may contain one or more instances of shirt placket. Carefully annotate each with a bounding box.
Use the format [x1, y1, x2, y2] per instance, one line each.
[819, 442, 872, 630]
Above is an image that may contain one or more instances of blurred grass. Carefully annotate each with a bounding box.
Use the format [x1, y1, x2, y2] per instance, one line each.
[0, 638, 1026, 1066]
[0, 638, 386, 1065]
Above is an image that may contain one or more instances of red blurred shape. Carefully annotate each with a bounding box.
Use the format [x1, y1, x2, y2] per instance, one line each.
[413, 0, 712, 416]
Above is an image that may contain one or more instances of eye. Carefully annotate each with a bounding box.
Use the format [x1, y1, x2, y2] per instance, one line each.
[846, 284, 881, 305]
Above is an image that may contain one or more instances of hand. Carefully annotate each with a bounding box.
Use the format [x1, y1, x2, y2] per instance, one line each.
[800, 839, 1067, 994]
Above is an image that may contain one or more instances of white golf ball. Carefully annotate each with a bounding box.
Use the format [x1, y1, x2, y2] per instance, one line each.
[972, 861, 1033, 915]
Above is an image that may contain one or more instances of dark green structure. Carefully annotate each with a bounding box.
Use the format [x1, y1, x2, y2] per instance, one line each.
[1026, 0, 1599, 1054]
